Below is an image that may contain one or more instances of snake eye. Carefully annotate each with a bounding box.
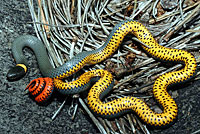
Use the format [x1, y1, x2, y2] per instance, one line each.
[7, 64, 27, 81]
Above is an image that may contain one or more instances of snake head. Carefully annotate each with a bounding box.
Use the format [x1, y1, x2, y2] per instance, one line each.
[7, 64, 27, 81]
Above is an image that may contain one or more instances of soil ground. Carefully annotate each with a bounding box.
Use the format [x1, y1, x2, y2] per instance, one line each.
[0, 1, 199, 134]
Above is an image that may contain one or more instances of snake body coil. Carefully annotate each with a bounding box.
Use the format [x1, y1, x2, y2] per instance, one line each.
[8, 20, 197, 126]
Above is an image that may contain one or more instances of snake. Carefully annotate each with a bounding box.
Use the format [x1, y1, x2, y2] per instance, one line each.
[7, 20, 197, 126]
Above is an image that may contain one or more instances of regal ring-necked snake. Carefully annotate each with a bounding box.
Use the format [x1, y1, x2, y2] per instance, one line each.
[7, 20, 197, 127]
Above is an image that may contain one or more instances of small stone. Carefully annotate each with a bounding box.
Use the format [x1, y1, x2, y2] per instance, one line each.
[172, 90, 179, 98]
[160, 0, 178, 10]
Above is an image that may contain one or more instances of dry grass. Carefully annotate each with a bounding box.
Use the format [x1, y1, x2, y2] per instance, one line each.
[27, 0, 200, 133]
